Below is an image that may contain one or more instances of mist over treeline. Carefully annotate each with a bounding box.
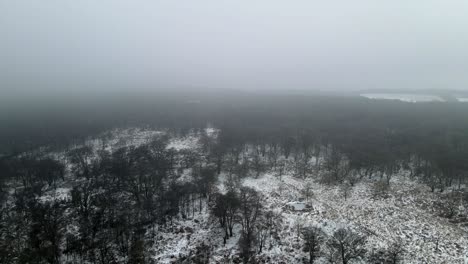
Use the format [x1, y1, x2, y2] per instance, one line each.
[1, 90, 468, 158]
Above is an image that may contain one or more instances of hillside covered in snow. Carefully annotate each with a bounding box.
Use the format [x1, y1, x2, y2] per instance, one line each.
[1, 126, 468, 264]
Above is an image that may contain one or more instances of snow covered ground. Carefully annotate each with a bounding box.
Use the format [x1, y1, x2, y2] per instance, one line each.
[151, 168, 468, 263]
[243, 172, 467, 263]
[26, 127, 468, 263]
[85, 127, 165, 152]
[31, 127, 206, 203]
[166, 134, 201, 151]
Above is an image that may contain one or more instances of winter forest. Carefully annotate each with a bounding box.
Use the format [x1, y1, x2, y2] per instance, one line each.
[1, 93, 468, 263]
[3, 1, 468, 263]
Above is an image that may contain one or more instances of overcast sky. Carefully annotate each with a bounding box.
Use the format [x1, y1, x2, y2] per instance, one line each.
[1, 0, 468, 97]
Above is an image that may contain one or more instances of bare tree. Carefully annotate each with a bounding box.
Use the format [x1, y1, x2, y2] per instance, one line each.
[276, 160, 286, 180]
[211, 191, 240, 244]
[340, 182, 353, 201]
[267, 141, 280, 170]
[293, 216, 305, 242]
[369, 241, 404, 264]
[387, 242, 404, 264]
[372, 180, 390, 199]
[323, 148, 350, 184]
[326, 228, 366, 264]
[255, 211, 275, 254]
[301, 182, 314, 202]
[238, 187, 262, 263]
[251, 146, 265, 178]
[302, 226, 326, 264]
[68, 146, 93, 179]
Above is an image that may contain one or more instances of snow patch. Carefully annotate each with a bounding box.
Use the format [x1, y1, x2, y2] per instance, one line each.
[286, 201, 306, 211]
[40, 187, 71, 202]
[166, 135, 200, 151]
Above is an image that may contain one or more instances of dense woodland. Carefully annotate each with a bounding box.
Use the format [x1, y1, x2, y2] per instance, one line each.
[1, 93, 468, 263]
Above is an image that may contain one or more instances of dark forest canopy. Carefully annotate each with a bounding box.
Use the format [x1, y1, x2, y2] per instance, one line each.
[1, 91, 468, 156]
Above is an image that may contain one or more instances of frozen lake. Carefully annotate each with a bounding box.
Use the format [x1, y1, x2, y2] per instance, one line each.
[361, 93, 445, 102]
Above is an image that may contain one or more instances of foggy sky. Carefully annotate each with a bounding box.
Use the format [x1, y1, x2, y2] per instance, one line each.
[2, 0, 468, 98]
